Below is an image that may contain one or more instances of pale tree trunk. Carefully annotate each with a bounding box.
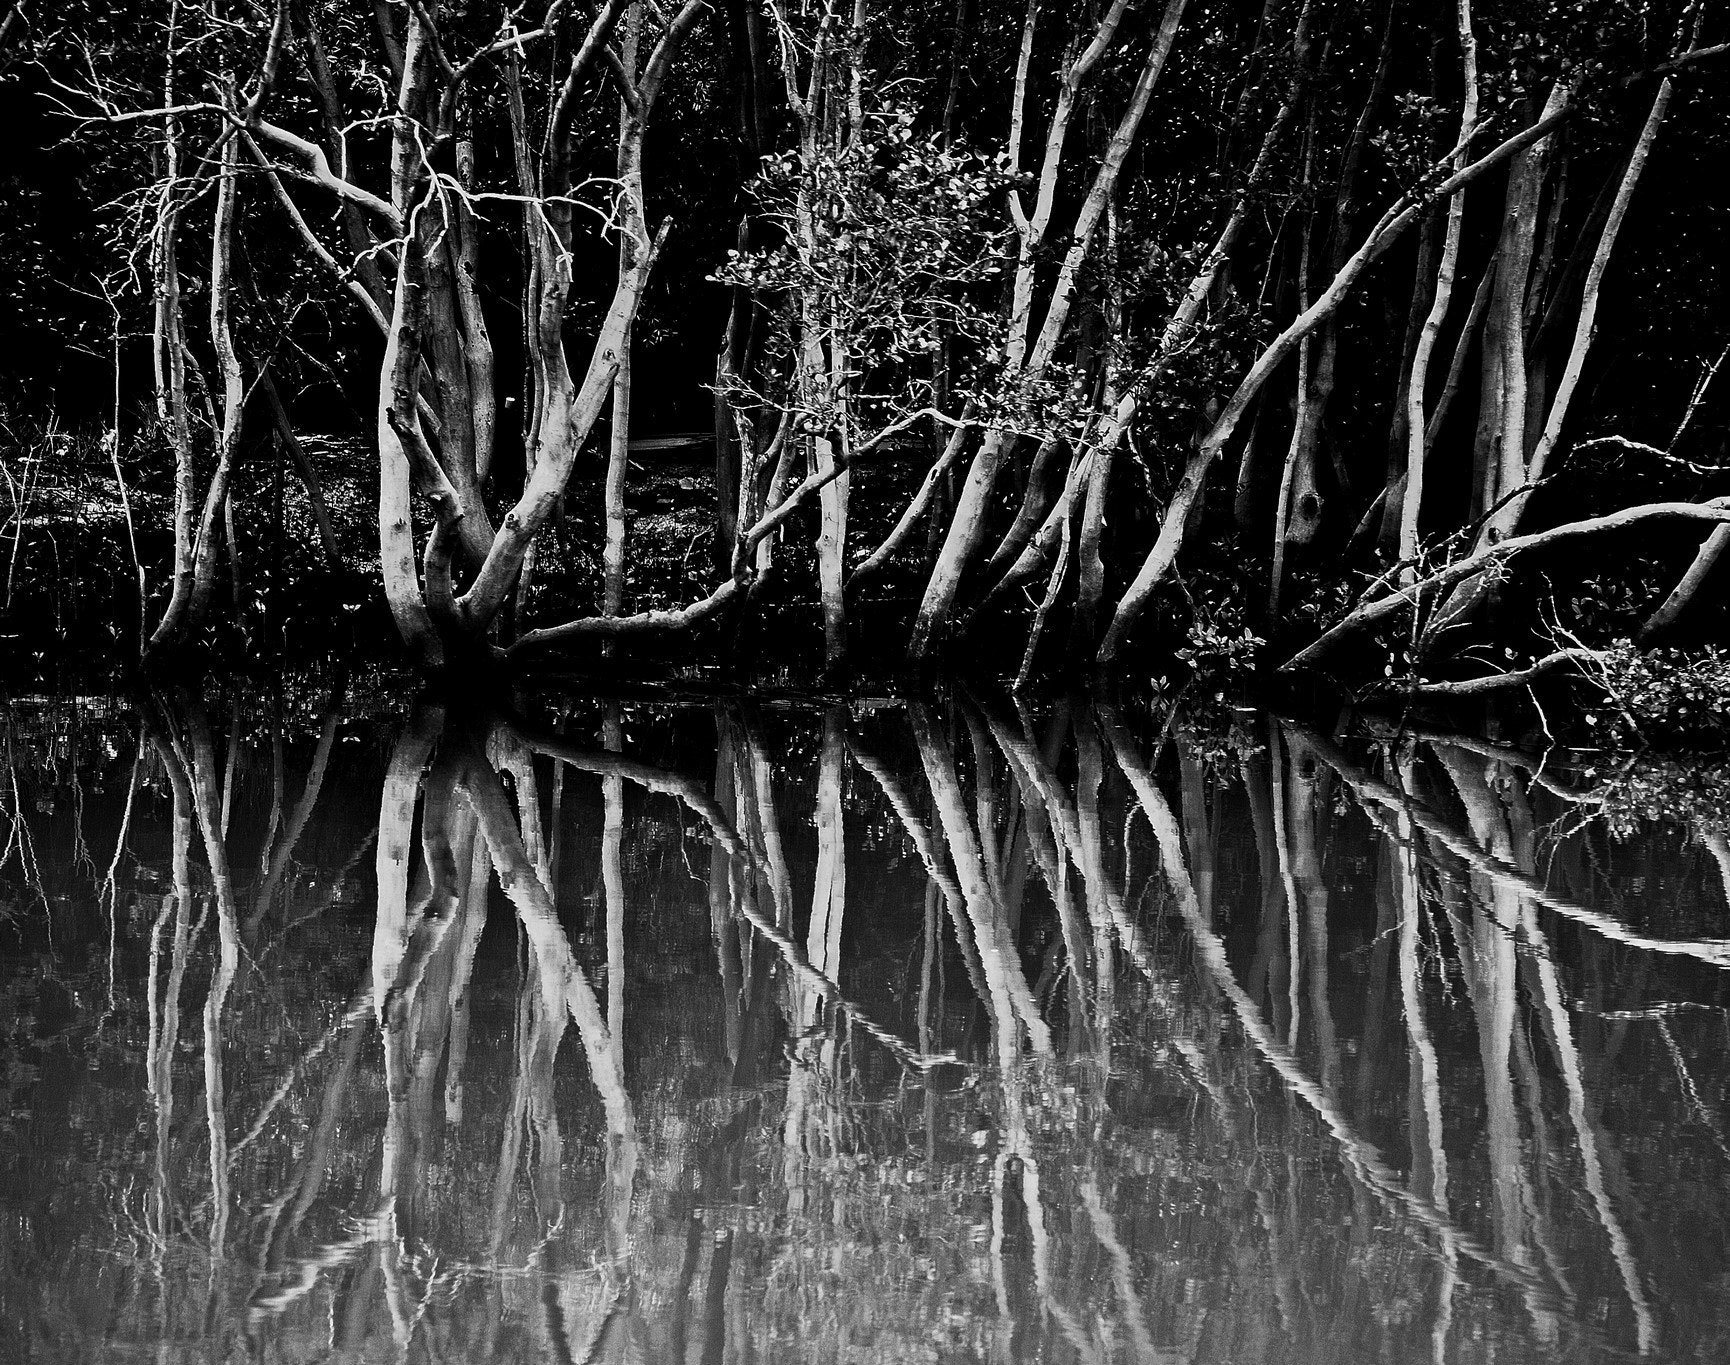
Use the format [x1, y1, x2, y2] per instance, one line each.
[908, 0, 1188, 660]
[1269, 327, 1314, 619]
[1068, 200, 1122, 653]
[1485, 82, 1572, 523]
[1489, 75, 1674, 531]
[377, 222, 448, 668]
[339, 0, 704, 658]
[1099, 84, 1591, 661]
[982, 0, 1305, 649]
[181, 128, 245, 634]
[1640, 523, 1730, 641]
[1397, 0, 1478, 579]
[764, 0, 870, 670]
[455, 28, 692, 633]
[1463, 77, 1570, 528]
[1431, 67, 1679, 642]
[1269, 121, 1317, 620]
[1375, 35, 1447, 552]
[412, 167, 496, 575]
[818, 7, 862, 669]
[605, 4, 644, 630]
[147, 5, 289, 658]
[816, 376, 851, 669]
[148, 3, 195, 656]
[453, 134, 496, 489]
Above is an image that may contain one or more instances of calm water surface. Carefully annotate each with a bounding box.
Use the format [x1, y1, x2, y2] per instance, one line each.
[4, 682, 1730, 1362]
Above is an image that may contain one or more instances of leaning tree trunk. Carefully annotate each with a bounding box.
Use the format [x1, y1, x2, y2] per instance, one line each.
[1099, 95, 1583, 660]
[909, 0, 1188, 660]
[1429, 66, 1679, 643]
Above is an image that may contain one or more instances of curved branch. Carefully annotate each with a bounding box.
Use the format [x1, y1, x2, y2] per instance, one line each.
[846, 407, 975, 591]
[242, 133, 390, 333]
[253, 120, 405, 231]
[1098, 44, 1730, 661]
[1280, 498, 1730, 672]
[1399, 647, 1601, 696]
[516, 405, 964, 653]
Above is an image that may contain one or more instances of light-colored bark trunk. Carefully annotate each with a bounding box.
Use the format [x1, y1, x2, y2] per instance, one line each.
[1496, 75, 1673, 532]
[1099, 86, 1590, 661]
[1432, 72, 1673, 640]
[149, 119, 245, 656]
[372, 0, 698, 652]
[1398, 0, 1478, 579]
[817, 419, 850, 668]
[604, 341, 632, 621]
[603, 6, 644, 630]
[1069, 202, 1122, 651]
[1269, 135, 1317, 619]
[1639, 523, 1730, 640]
[908, 0, 1188, 660]
[149, 2, 195, 655]
[1268, 331, 1313, 619]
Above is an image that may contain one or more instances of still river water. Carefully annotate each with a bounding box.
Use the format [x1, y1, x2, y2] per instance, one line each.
[4, 679, 1730, 1362]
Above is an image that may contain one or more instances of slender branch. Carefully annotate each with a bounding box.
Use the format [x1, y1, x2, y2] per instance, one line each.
[1398, 647, 1601, 696]
[253, 120, 405, 231]
[1281, 498, 1730, 671]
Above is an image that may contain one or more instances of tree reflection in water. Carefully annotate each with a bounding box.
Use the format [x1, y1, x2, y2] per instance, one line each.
[4, 685, 1730, 1361]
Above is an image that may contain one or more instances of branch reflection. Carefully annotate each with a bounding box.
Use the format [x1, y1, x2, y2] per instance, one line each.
[4, 686, 1729, 1362]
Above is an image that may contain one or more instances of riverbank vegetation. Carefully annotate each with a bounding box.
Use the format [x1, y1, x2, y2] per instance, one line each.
[1, 0, 1727, 694]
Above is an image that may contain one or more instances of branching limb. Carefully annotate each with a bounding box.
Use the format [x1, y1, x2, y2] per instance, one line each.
[253, 120, 405, 231]
[1397, 647, 1601, 697]
[1281, 499, 1730, 671]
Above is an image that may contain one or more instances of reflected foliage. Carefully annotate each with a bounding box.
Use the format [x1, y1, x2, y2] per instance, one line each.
[4, 685, 1730, 1361]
